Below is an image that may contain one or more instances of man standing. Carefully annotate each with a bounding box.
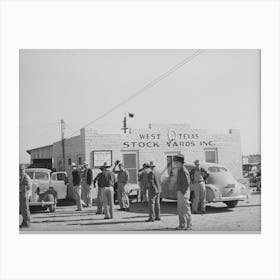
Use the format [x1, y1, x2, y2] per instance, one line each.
[82, 162, 93, 207]
[72, 163, 83, 211]
[98, 162, 116, 219]
[93, 167, 103, 215]
[190, 160, 209, 214]
[19, 164, 32, 228]
[146, 162, 161, 222]
[173, 154, 192, 230]
[138, 163, 149, 204]
[113, 161, 130, 211]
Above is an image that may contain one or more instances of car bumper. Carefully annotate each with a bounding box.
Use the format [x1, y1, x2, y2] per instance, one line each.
[212, 195, 246, 202]
[28, 201, 54, 207]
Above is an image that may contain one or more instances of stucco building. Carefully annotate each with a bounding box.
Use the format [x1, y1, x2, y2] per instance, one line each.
[27, 123, 243, 191]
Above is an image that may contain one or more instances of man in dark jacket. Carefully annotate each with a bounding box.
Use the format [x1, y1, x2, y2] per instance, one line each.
[138, 163, 150, 204]
[146, 162, 161, 222]
[82, 162, 93, 207]
[190, 160, 209, 214]
[72, 163, 82, 211]
[173, 154, 192, 230]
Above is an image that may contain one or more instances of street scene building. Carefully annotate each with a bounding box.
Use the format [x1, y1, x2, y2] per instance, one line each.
[27, 123, 243, 197]
[19, 49, 261, 232]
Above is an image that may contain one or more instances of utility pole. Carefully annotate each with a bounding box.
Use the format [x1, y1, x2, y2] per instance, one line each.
[61, 119, 66, 171]
[122, 116, 128, 134]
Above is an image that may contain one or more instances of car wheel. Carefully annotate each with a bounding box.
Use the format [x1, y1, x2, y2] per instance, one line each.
[45, 194, 56, 212]
[225, 201, 238, 208]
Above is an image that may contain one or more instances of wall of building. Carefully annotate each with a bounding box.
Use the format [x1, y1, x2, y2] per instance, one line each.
[53, 129, 86, 172]
[84, 123, 243, 179]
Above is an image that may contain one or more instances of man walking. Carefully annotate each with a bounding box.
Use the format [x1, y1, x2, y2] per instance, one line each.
[190, 160, 209, 214]
[138, 163, 149, 204]
[113, 161, 130, 211]
[146, 162, 161, 222]
[93, 167, 103, 215]
[99, 162, 116, 219]
[82, 162, 93, 207]
[173, 154, 192, 230]
[19, 164, 32, 228]
[72, 163, 83, 211]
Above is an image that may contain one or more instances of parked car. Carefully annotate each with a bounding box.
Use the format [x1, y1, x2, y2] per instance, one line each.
[161, 162, 248, 208]
[242, 163, 261, 188]
[25, 168, 68, 212]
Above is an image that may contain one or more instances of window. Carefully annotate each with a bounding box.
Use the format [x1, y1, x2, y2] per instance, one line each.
[34, 172, 49, 180]
[167, 155, 174, 176]
[122, 152, 138, 184]
[208, 166, 228, 173]
[26, 171, 34, 179]
[78, 157, 82, 165]
[205, 148, 218, 163]
[51, 173, 66, 181]
[68, 158, 72, 166]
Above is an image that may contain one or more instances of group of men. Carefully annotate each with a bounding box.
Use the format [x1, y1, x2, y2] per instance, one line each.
[19, 154, 209, 230]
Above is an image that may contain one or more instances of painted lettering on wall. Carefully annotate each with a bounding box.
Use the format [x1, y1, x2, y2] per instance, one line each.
[123, 133, 215, 149]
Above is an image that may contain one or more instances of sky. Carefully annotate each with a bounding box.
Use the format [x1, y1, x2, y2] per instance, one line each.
[19, 49, 260, 163]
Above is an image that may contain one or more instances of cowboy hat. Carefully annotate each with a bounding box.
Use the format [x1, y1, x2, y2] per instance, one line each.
[173, 154, 185, 164]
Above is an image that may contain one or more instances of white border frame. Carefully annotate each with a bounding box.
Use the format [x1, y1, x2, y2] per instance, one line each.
[1, 1, 279, 280]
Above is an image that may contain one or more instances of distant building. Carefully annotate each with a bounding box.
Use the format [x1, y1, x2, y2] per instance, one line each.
[26, 123, 243, 198]
[242, 154, 261, 164]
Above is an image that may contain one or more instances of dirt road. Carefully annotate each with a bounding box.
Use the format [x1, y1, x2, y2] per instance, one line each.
[20, 192, 261, 233]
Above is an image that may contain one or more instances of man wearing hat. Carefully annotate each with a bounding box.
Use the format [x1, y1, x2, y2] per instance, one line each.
[72, 163, 83, 211]
[98, 162, 116, 219]
[138, 163, 150, 204]
[146, 161, 161, 222]
[190, 160, 209, 214]
[93, 166, 104, 214]
[173, 154, 192, 230]
[82, 162, 93, 207]
[19, 164, 32, 228]
[113, 160, 130, 211]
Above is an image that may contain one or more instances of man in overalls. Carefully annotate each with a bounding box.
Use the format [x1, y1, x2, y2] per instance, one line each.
[190, 160, 209, 214]
[19, 164, 32, 228]
[113, 161, 130, 211]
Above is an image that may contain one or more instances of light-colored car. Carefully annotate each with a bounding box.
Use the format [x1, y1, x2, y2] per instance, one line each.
[161, 163, 248, 208]
[25, 168, 68, 212]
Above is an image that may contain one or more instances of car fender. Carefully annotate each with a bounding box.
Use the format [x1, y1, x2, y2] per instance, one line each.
[205, 184, 220, 202]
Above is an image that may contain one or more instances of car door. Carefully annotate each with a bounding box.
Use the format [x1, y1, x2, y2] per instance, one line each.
[50, 172, 68, 199]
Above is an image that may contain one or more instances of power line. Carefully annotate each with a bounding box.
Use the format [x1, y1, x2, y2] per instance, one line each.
[67, 49, 205, 138]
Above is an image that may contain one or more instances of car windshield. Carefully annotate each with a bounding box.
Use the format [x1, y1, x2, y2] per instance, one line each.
[208, 166, 228, 173]
[25, 171, 33, 179]
[34, 172, 49, 180]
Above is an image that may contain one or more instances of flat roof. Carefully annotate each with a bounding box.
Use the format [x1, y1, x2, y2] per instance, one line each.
[26, 144, 53, 154]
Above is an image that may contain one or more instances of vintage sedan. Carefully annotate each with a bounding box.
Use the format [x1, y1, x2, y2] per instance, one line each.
[161, 163, 248, 208]
[25, 168, 68, 212]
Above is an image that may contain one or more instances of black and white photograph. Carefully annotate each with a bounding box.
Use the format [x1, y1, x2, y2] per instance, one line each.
[1, 1, 280, 280]
[19, 49, 261, 233]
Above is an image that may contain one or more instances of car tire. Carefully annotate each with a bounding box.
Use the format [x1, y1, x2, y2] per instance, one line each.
[45, 194, 56, 212]
[225, 201, 238, 208]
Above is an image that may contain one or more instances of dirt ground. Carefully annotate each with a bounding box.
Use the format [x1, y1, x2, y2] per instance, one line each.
[20, 192, 261, 233]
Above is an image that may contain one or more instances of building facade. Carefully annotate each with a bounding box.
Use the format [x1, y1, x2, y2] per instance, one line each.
[27, 123, 243, 190]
